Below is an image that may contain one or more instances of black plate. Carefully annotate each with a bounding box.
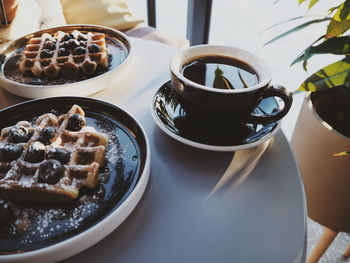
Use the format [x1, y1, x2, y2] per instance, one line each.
[153, 81, 280, 149]
[0, 97, 147, 254]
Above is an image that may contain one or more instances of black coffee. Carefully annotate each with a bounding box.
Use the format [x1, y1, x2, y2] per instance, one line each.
[182, 55, 259, 90]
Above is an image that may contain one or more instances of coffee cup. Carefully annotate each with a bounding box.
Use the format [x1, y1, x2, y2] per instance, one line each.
[169, 45, 293, 124]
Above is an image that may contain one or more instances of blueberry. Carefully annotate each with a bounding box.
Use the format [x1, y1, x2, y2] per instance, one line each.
[47, 148, 70, 164]
[37, 127, 56, 145]
[0, 200, 12, 227]
[37, 159, 65, 185]
[8, 126, 31, 143]
[43, 41, 56, 51]
[58, 48, 69, 57]
[24, 141, 46, 163]
[0, 143, 23, 162]
[40, 49, 53, 59]
[73, 46, 86, 55]
[59, 42, 68, 49]
[88, 44, 100, 53]
[79, 41, 87, 47]
[66, 114, 86, 131]
[77, 34, 87, 41]
[26, 78, 43, 85]
[62, 33, 74, 42]
[66, 39, 80, 49]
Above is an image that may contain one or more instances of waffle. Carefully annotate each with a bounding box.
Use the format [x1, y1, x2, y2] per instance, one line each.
[0, 105, 109, 202]
[19, 30, 109, 79]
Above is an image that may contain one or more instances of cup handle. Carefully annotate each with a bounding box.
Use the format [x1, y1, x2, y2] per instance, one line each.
[245, 85, 293, 124]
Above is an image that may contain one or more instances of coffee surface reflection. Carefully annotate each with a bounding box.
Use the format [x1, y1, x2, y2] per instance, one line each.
[182, 55, 259, 90]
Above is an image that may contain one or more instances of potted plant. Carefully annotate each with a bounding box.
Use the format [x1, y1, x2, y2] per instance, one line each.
[270, 0, 350, 238]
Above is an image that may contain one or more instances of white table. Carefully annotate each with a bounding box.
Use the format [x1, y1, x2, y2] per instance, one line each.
[0, 38, 307, 263]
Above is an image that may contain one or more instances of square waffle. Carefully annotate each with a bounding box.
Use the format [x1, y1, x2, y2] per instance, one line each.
[19, 30, 109, 79]
[0, 105, 109, 202]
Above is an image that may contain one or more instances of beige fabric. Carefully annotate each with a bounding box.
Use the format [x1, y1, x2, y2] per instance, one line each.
[0, 0, 41, 43]
[60, 0, 144, 31]
[0, 0, 66, 44]
[37, 0, 66, 29]
[125, 24, 189, 49]
[0, 0, 188, 50]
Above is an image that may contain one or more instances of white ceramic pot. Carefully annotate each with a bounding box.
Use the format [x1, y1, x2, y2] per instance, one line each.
[291, 92, 350, 232]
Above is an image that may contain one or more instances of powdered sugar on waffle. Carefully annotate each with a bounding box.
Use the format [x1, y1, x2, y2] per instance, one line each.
[0, 105, 109, 202]
[0, 106, 141, 252]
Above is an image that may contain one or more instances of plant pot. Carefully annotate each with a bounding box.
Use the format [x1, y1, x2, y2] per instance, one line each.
[291, 88, 350, 232]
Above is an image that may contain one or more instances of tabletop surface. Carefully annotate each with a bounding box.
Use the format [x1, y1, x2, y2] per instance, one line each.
[0, 38, 306, 263]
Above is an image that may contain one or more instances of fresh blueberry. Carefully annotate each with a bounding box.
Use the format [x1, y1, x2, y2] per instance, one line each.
[46, 148, 70, 164]
[0, 143, 23, 162]
[58, 48, 69, 57]
[79, 41, 87, 47]
[88, 44, 100, 53]
[66, 114, 86, 131]
[66, 39, 80, 49]
[8, 126, 31, 143]
[24, 141, 46, 163]
[62, 33, 74, 42]
[43, 41, 56, 51]
[40, 49, 53, 59]
[0, 200, 12, 227]
[73, 46, 86, 55]
[26, 78, 43, 85]
[37, 159, 65, 185]
[37, 127, 56, 145]
[77, 34, 87, 41]
[59, 42, 67, 49]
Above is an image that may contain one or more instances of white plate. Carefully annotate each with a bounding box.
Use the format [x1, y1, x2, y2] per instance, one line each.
[0, 97, 150, 262]
[0, 25, 133, 98]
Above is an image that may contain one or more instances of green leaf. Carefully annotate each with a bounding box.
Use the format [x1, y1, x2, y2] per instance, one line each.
[308, 0, 319, 10]
[334, 150, 350, 156]
[213, 67, 234, 90]
[326, 0, 350, 38]
[263, 18, 330, 46]
[263, 16, 317, 32]
[298, 56, 350, 92]
[299, 0, 306, 4]
[326, 19, 350, 38]
[291, 35, 325, 70]
[339, 0, 350, 20]
[292, 36, 350, 69]
[328, 5, 341, 16]
[308, 36, 350, 55]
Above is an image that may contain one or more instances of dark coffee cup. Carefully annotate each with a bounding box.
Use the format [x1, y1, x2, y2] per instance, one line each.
[170, 45, 293, 124]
